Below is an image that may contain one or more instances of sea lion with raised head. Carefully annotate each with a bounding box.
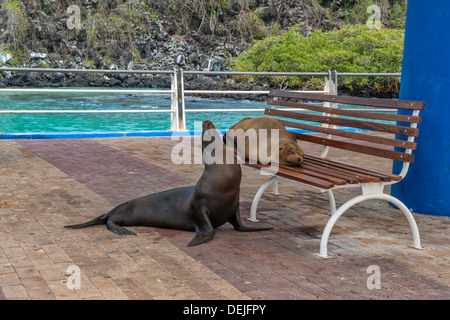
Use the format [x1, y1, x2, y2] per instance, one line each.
[224, 117, 304, 166]
[65, 120, 271, 246]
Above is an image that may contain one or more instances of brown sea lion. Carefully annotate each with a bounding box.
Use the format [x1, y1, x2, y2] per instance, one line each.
[224, 117, 304, 166]
[65, 120, 271, 246]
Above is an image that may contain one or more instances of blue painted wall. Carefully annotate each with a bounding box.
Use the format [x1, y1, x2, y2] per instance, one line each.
[392, 1, 450, 216]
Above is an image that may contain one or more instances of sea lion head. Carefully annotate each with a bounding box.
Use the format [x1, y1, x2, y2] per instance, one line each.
[278, 140, 304, 166]
[201, 120, 220, 151]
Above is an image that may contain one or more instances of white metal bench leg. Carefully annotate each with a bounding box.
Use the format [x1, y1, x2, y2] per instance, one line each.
[248, 176, 279, 223]
[316, 193, 424, 258]
[272, 180, 280, 195]
[326, 190, 336, 215]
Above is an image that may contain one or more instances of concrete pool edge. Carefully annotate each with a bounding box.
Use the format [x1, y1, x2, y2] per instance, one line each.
[0, 130, 201, 139]
[0, 127, 372, 139]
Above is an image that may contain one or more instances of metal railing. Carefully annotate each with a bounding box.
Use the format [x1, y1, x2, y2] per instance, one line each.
[0, 67, 400, 132]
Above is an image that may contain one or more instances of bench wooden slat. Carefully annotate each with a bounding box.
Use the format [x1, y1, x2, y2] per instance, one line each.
[300, 163, 359, 184]
[244, 163, 335, 189]
[269, 90, 425, 111]
[293, 132, 415, 162]
[278, 165, 348, 185]
[302, 160, 381, 183]
[265, 108, 419, 137]
[302, 162, 379, 183]
[276, 119, 417, 150]
[267, 99, 422, 124]
[304, 154, 403, 182]
[305, 156, 391, 182]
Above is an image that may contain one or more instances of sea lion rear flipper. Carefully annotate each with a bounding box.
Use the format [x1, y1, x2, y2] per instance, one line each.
[64, 214, 107, 229]
[106, 220, 137, 236]
[228, 208, 273, 232]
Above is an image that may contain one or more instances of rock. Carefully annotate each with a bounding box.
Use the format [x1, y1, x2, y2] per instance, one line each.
[194, 75, 216, 86]
[258, 6, 278, 22]
[153, 74, 172, 88]
[0, 53, 12, 64]
[106, 78, 122, 87]
[51, 72, 65, 83]
[188, 52, 199, 64]
[30, 52, 47, 60]
[125, 77, 139, 87]
[2, 71, 12, 79]
[211, 56, 227, 71]
[108, 64, 118, 70]
[175, 54, 186, 66]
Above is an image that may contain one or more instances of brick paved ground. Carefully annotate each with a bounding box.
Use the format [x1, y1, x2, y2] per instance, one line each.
[0, 136, 448, 300]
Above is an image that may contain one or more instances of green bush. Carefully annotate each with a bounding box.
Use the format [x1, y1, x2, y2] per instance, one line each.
[233, 24, 404, 93]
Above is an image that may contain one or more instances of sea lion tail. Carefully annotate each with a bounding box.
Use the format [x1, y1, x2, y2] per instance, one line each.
[64, 214, 107, 229]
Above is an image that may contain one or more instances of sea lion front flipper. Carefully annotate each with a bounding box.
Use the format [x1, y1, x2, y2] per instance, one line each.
[106, 220, 137, 236]
[228, 208, 273, 232]
[187, 230, 215, 247]
[188, 207, 215, 246]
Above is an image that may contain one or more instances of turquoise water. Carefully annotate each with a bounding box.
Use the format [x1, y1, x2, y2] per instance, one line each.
[0, 89, 272, 133]
[0, 88, 394, 134]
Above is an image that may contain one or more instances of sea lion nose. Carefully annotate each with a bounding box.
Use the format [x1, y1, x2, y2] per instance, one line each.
[298, 157, 303, 165]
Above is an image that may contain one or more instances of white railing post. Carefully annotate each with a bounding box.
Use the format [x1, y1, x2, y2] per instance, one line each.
[331, 70, 338, 95]
[170, 69, 179, 131]
[320, 70, 337, 157]
[177, 66, 186, 131]
[171, 66, 186, 131]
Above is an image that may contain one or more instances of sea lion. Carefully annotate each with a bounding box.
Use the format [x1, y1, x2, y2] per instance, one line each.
[224, 117, 304, 166]
[65, 120, 271, 246]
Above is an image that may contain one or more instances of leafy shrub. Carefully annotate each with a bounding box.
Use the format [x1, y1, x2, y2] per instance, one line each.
[233, 24, 404, 93]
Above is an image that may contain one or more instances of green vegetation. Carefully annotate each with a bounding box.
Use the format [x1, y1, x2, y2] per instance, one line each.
[233, 24, 404, 93]
[0, 0, 28, 51]
[82, 0, 155, 65]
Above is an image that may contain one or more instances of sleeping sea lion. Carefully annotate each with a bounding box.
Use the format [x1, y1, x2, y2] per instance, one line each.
[224, 117, 304, 166]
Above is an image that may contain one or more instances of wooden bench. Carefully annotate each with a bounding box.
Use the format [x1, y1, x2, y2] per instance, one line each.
[240, 90, 426, 258]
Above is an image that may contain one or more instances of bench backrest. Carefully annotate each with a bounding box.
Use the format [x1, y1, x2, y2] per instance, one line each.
[266, 90, 425, 163]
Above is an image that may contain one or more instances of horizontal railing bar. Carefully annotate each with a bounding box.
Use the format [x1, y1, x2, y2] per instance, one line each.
[183, 71, 329, 76]
[0, 67, 174, 75]
[184, 108, 397, 113]
[0, 89, 173, 94]
[1, 108, 397, 114]
[0, 68, 400, 77]
[0, 110, 173, 114]
[336, 72, 401, 77]
[185, 108, 295, 112]
[184, 90, 328, 94]
[185, 109, 265, 112]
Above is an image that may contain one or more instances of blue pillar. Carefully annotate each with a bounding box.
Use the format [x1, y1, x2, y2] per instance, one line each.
[391, 1, 450, 216]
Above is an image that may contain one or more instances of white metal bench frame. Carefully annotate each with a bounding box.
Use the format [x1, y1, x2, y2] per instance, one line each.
[243, 105, 425, 259]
